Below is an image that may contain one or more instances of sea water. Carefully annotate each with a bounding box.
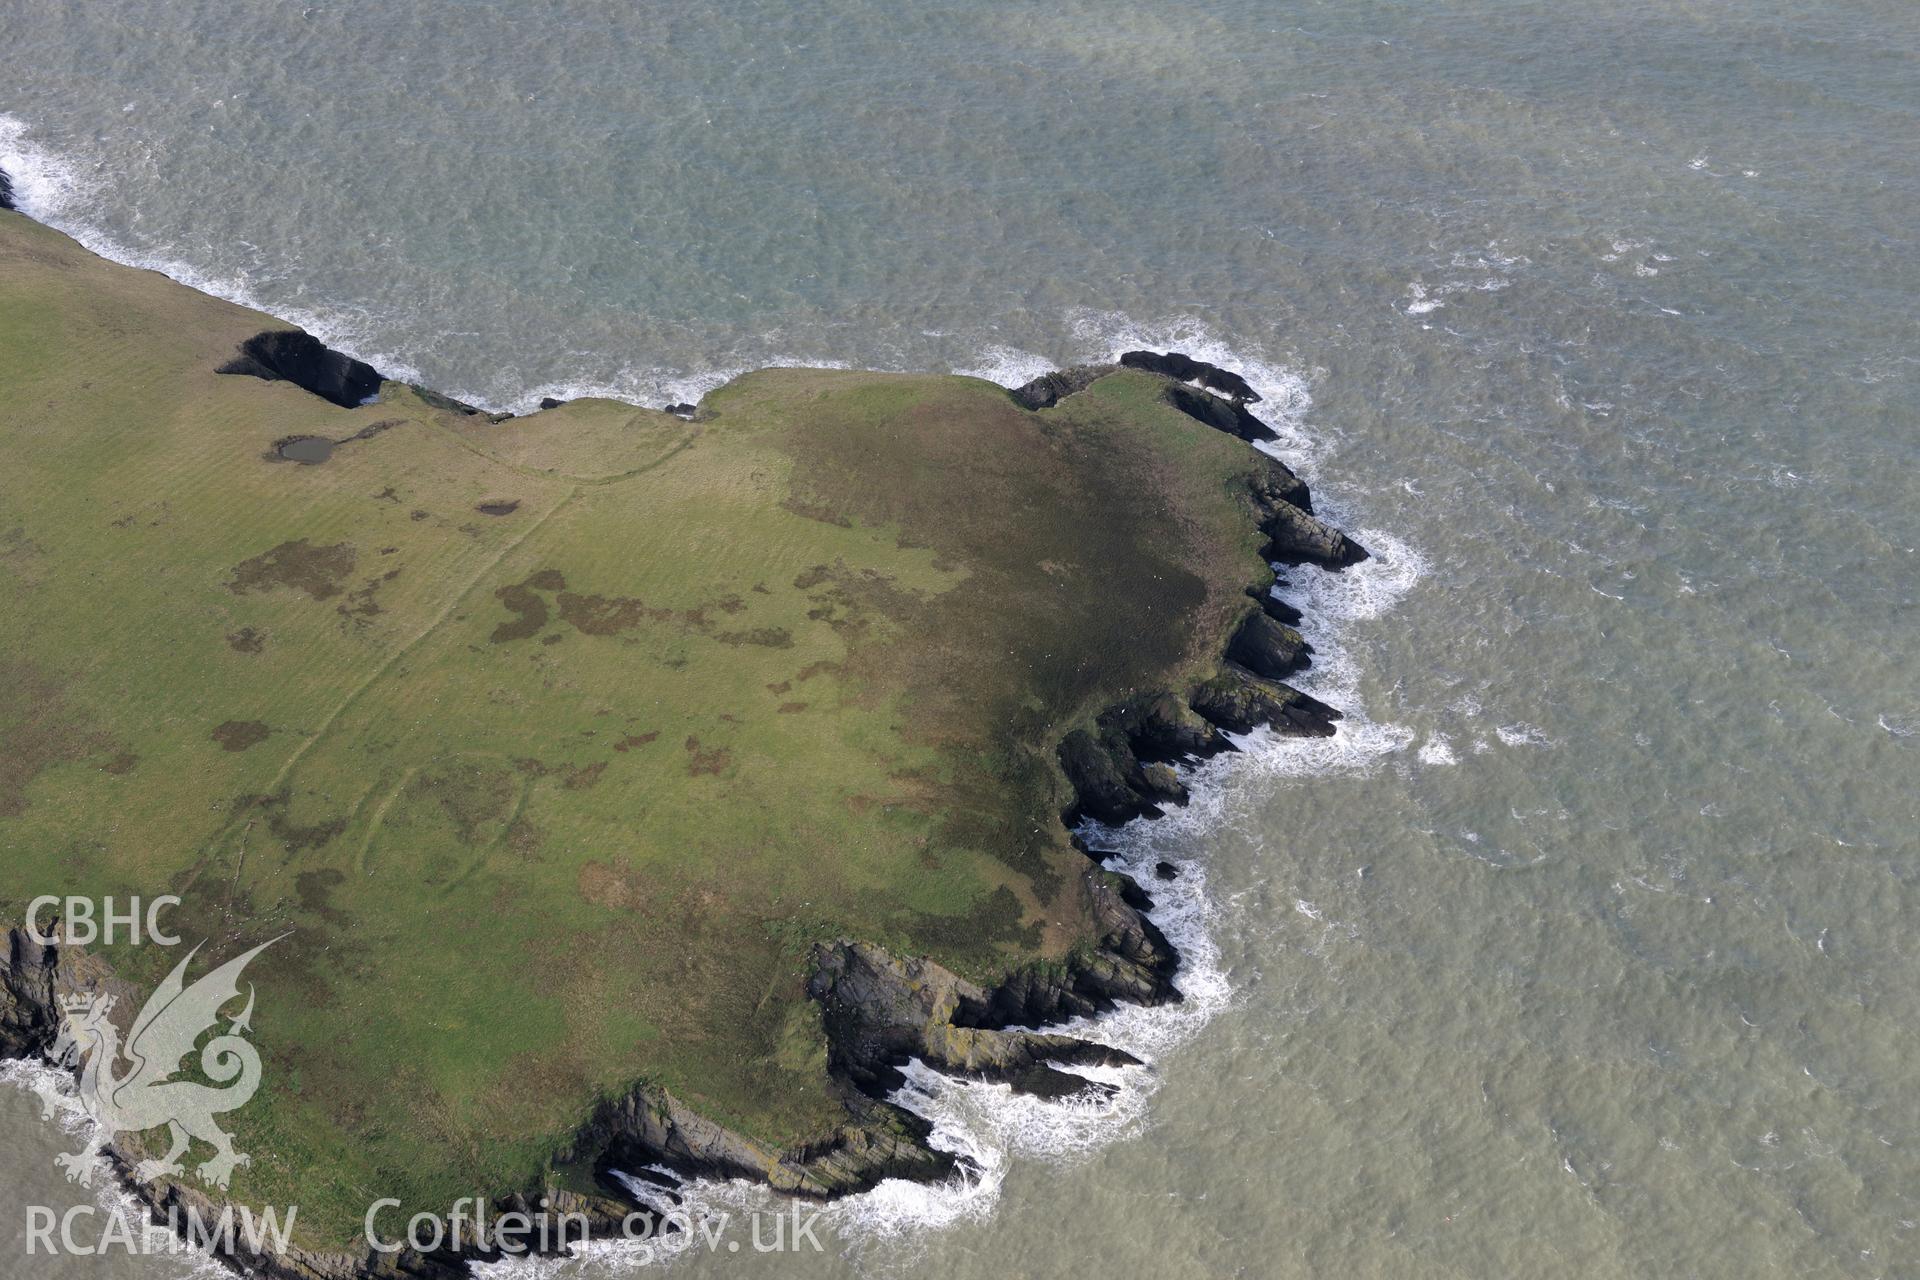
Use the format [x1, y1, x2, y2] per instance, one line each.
[3, 1, 1918, 1275]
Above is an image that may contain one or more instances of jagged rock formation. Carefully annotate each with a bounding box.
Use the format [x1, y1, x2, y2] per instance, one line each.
[1119, 349, 1261, 403]
[1189, 667, 1339, 736]
[1161, 381, 1278, 442]
[0, 166, 15, 213]
[1259, 497, 1369, 568]
[1227, 610, 1312, 680]
[1044, 355, 1363, 828]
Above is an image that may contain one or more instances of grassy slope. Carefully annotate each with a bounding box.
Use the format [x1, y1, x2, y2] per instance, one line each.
[0, 211, 1270, 1244]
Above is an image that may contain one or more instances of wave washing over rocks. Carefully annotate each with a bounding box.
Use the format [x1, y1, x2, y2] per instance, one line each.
[2, 114, 1422, 1273]
[475, 344, 1424, 1275]
[0, 1060, 234, 1280]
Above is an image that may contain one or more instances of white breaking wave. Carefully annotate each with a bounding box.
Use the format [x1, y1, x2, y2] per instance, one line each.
[533, 363, 1424, 1270]
[1062, 308, 1325, 473]
[0, 112, 430, 389]
[948, 344, 1057, 390]
[4, 113, 1422, 1270]
[0, 1061, 233, 1279]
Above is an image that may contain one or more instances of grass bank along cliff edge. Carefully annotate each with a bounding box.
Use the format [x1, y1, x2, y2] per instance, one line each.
[0, 172, 1368, 1278]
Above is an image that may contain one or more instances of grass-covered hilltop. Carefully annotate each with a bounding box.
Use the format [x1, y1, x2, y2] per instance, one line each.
[0, 197, 1366, 1275]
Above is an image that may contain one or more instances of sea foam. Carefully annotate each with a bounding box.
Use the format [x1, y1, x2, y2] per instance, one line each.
[1, 115, 1421, 1268]
[540, 328, 1423, 1269]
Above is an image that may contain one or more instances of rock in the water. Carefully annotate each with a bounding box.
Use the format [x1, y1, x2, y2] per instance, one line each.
[1119, 350, 1262, 403]
[1135, 760, 1190, 808]
[1191, 666, 1340, 737]
[1226, 610, 1312, 680]
[537, 396, 567, 410]
[1249, 584, 1305, 627]
[0, 167, 14, 213]
[1009, 363, 1117, 410]
[1260, 500, 1369, 569]
[1154, 860, 1180, 881]
[217, 330, 383, 409]
[664, 402, 696, 417]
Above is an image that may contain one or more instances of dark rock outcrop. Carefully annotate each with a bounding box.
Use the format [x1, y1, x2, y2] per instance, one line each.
[1258, 499, 1369, 568]
[1190, 666, 1339, 737]
[1226, 611, 1312, 680]
[576, 1076, 950, 1200]
[0, 167, 15, 213]
[217, 330, 384, 409]
[810, 926, 1143, 1100]
[0, 929, 59, 1057]
[663, 402, 696, 417]
[537, 396, 567, 410]
[1119, 350, 1261, 404]
[1161, 382, 1277, 443]
[1097, 689, 1224, 762]
[1250, 453, 1314, 514]
[1250, 583, 1305, 627]
[1058, 686, 1232, 828]
[1059, 728, 1166, 826]
[950, 869, 1182, 1029]
[1009, 363, 1117, 410]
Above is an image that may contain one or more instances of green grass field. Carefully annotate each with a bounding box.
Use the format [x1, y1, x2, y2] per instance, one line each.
[0, 209, 1276, 1246]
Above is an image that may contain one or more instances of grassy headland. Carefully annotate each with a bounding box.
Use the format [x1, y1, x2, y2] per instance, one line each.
[0, 204, 1357, 1266]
